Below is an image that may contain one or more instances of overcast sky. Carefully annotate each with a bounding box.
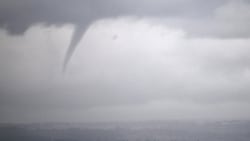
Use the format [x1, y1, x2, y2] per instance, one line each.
[0, 0, 250, 123]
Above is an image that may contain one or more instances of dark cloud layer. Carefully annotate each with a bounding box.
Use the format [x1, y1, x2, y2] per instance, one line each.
[2, 0, 250, 37]
[0, 0, 225, 33]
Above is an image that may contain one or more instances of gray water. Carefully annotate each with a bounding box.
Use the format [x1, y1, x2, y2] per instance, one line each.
[1, 121, 250, 141]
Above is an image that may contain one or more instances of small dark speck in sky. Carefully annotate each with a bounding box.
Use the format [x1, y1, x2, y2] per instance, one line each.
[112, 34, 118, 40]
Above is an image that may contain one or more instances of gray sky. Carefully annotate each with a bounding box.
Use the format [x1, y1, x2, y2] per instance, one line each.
[0, 0, 250, 123]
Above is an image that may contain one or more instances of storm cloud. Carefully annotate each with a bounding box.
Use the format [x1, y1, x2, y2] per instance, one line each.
[1, 0, 250, 68]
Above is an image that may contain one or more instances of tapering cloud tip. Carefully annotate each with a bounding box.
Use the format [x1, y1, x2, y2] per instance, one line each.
[62, 54, 70, 73]
[62, 25, 89, 72]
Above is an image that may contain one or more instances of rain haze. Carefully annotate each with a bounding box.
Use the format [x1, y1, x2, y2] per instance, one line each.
[0, 0, 250, 124]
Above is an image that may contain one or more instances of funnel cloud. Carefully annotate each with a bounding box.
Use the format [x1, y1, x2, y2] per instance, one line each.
[63, 24, 91, 71]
